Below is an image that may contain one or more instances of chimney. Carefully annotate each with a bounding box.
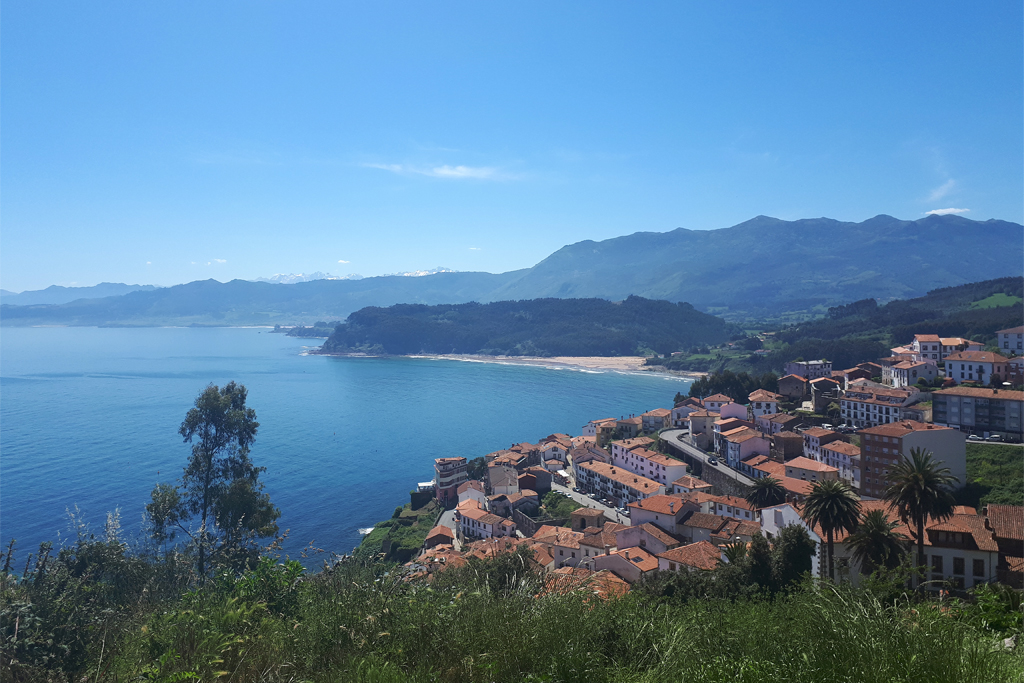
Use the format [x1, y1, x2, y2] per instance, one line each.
[669, 501, 675, 514]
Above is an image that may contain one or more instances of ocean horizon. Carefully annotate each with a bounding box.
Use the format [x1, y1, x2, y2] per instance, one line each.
[0, 327, 691, 561]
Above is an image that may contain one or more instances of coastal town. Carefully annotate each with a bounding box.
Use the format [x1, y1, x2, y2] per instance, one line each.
[403, 326, 1024, 596]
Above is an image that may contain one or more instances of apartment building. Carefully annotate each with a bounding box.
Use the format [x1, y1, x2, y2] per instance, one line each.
[859, 421, 966, 499]
[434, 457, 468, 506]
[932, 386, 1024, 440]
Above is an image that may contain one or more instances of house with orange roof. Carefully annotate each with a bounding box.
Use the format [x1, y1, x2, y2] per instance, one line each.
[610, 438, 688, 486]
[543, 566, 631, 599]
[703, 494, 757, 522]
[756, 412, 802, 435]
[985, 504, 1024, 587]
[748, 389, 784, 419]
[578, 522, 628, 560]
[778, 374, 810, 402]
[614, 522, 682, 556]
[457, 479, 487, 507]
[944, 350, 1011, 386]
[671, 397, 704, 426]
[721, 427, 770, 469]
[749, 460, 813, 503]
[530, 527, 587, 568]
[486, 463, 520, 496]
[627, 494, 696, 535]
[683, 409, 718, 450]
[423, 524, 456, 550]
[911, 334, 943, 361]
[583, 418, 618, 446]
[457, 500, 517, 540]
[784, 456, 839, 483]
[840, 384, 921, 428]
[882, 360, 938, 389]
[667, 474, 713, 496]
[592, 546, 660, 583]
[820, 441, 862, 490]
[702, 393, 734, 412]
[656, 540, 724, 572]
[574, 460, 665, 507]
[641, 408, 672, 432]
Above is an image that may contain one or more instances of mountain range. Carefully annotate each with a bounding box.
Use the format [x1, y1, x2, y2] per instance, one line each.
[2, 214, 1020, 326]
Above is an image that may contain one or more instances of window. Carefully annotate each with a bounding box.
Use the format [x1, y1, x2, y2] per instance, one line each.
[953, 557, 965, 575]
[973, 559, 985, 577]
[932, 555, 943, 572]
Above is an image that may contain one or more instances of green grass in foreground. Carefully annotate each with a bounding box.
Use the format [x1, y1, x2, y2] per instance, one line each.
[4, 535, 1023, 683]
[958, 442, 1024, 508]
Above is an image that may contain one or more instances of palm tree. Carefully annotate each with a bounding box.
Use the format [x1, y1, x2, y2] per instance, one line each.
[803, 479, 861, 581]
[746, 476, 787, 510]
[846, 508, 906, 574]
[721, 541, 748, 565]
[882, 447, 957, 588]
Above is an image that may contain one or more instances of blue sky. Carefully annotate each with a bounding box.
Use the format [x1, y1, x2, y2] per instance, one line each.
[2, 2, 1021, 292]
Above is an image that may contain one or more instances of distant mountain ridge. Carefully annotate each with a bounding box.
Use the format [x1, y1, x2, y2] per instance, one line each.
[2, 214, 1020, 326]
[0, 282, 160, 306]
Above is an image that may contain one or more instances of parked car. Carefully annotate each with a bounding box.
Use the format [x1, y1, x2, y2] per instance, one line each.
[967, 435, 983, 441]
[986, 434, 1003, 442]
[707, 457, 719, 466]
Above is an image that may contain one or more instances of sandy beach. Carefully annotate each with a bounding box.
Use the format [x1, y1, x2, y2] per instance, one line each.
[311, 351, 706, 378]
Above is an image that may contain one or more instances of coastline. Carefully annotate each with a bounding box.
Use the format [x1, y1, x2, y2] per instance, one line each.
[311, 349, 706, 379]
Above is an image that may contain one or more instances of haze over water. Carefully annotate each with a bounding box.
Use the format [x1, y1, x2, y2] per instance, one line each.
[1, 327, 690, 559]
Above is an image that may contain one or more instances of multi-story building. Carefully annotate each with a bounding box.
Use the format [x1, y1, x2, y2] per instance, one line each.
[858, 421, 966, 499]
[932, 387, 1024, 440]
[784, 456, 839, 483]
[702, 393, 734, 412]
[641, 408, 672, 432]
[802, 427, 846, 461]
[583, 418, 618, 446]
[747, 389, 783, 419]
[820, 440, 862, 490]
[434, 457, 468, 506]
[777, 374, 810, 401]
[997, 326, 1024, 354]
[721, 427, 770, 468]
[882, 360, 938, 388]
[756, 412, 802, 435]
[840, 386, 918, 428]
[784, 359, 833, 379]
[909, 335, 981, 362]
[609, 438, 688, 486]
[457, 500, 516, 539]
[574, 461, 665, 506]
[671, 398, 704, 427]
[943, 351, 1011, 386]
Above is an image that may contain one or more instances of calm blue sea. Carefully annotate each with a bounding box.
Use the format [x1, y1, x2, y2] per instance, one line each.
[0, 327, 690, 560]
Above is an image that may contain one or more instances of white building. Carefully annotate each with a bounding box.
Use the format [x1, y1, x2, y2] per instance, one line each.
[747, 389, 783, 419]
[609, 438, 689, 486]
[784, 359, 833, 379]
[943, 351, 1011, 386]
[840, 385, 919, 428]
[997, 326, 1024, 354]
[883, 360, 938, 388]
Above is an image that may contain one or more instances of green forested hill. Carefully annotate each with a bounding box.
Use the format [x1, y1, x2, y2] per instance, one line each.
[321, 296, 736, 356]
[648, 276, 1024, 374]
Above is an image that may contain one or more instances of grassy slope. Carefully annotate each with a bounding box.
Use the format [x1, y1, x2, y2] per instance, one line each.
[957, 443, 1024, 508]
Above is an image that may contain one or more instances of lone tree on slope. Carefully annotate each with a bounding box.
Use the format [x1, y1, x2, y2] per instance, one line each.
[147, 382, 280, 577]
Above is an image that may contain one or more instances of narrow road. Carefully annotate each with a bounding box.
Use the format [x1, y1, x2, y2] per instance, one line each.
[550, 482, 631, 525]
[659, 428, 756, 488]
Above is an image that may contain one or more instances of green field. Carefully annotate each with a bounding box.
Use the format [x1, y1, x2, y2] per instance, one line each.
[970, 293, 1024, 309]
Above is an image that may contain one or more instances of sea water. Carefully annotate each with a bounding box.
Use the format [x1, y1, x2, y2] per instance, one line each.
[0, 327, 690, 559]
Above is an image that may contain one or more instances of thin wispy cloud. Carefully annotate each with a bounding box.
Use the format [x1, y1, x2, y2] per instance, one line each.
[338, 259, 350, 264]
[468, 247, 482, 251]
[213, 259, 227, 264]
[925, 207, 970, 216]
[928, 178, 955, 201]
[363, 162, 512, 180]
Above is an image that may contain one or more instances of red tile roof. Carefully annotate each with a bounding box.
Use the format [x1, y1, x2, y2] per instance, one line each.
[578, 461, 663, 492]
[944, 351, 1010, 364]
[860, 420, 952, 438]
[748, 389, 784, 402]
[628, 494, 687, 515]
[683, 512, 727, 531]
[613, 546, 659, 573]
[657, 541, 722, 570]
[672, 475, 711, 489]
[934, 387, 1024, 401]
[987, 504, 1024, 542]
[802, 427, 838, 438]
[786, 456, 838, 473]
[703, 393, 733, 404]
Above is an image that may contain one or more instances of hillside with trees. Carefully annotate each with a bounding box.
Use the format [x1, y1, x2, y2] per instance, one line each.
[647, 276, 1024, 374]
[320, 296, 737, 357]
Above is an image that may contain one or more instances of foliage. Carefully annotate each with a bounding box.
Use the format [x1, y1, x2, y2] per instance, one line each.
[147, 383, 280, 577]
[322, 296, 737, 357]
[540, 491, 582, 519]
[465, 456, 488, 481]
[353, 500, 441, 564]
[803, 480, 861, 581]
[745, 477, 786, 509]
[882, 447, 957, 589]
[956, 443, 1024, 508]
[688, 370, 779, 403]
[846, 509, 907, 574]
